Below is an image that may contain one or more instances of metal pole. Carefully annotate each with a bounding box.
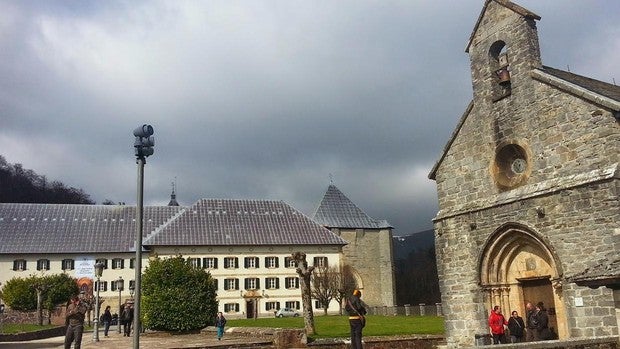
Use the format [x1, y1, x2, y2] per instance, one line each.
[133, 157, 145, 349]
[118, 287, 122, 334]
[93, 277, 100, 342]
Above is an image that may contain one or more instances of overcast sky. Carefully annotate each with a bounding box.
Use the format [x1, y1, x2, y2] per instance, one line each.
[1, 1, 618, 236]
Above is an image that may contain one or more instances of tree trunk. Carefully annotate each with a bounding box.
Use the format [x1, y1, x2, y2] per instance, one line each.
[293, 252, 316, 335]
[36, 289, 43, 326]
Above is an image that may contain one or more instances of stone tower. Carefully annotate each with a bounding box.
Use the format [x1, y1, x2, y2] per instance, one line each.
[429, 0, 619, 347]
[312, 184, 396, 307]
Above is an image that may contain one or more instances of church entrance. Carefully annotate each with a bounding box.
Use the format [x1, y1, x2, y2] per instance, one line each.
[479, 223, 566, 339]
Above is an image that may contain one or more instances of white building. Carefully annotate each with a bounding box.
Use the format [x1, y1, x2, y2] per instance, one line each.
[0, 198, 347, 318]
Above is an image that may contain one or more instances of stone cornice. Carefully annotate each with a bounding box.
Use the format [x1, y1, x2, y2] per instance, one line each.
[434, 163, 619, 221]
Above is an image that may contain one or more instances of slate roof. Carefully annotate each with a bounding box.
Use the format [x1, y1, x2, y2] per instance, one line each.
[143, 199, 347, 246]
[0, 200, 347, 253]
[569, 254, 620, 290]
[0, 203, 183, 254]
[540, 66, 620, 101]
[311, 185, 392, 229]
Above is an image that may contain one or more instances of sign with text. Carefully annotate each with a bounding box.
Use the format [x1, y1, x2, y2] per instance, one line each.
[75, 256, 95, 278]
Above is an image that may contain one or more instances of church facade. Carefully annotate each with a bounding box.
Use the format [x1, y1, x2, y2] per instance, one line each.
[429, 0, 619, 347]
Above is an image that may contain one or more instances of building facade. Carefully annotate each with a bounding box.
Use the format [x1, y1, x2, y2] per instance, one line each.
[429, 0, 619, 347]
[0, 199, 347, 318]
[312, 184, 396, 307]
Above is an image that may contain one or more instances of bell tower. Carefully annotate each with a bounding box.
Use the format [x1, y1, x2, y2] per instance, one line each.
[466, 0, 542, 102]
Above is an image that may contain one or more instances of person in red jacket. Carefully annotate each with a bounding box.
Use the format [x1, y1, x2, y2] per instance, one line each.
[488, 305, 508, 344]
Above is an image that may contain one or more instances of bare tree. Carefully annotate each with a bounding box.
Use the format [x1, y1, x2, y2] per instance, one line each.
[333, 264, 358, 315]
[310, 265, 337, 315]
[293, 252, 315, 335]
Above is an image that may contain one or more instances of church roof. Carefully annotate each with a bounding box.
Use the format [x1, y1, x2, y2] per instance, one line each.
[0, 203, 183, 254]
[465, 0, 540, 53]
[569, 253, 620, 290]
[311, 185, 392, 229]
[143, 199, 346, 246]
[538, 66, 620, 103]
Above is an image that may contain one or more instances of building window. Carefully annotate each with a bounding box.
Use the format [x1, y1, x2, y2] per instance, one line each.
[265, 256, 279, 268]
[95, 280, 108, 292]
[284, 257, 296, 268]
[13, 259, 27, 271]
[188, 258, 201, 269]
[224, 303, 239, 313]
[37, 259, 50, 271]
[96, 258, 108, 269]
[213, 279, 218, 290]
[244, 257, 259, 269]
[245, 278, 260, 290]
[285, 301, 300, 310]
[266, 277, 279, 290]
[62, 259, 75, 270]
[111, 279, 124, 292]
[203, 257, 217, 269]
[129, 258, 135, 269]
[224, 257, 238, 269]
[112, 258, 124, 269]
[265, 301, 280, 311]
[313, 256, 328, 268]
[285, 277, 299, 289]
[224, 278, 239, 291]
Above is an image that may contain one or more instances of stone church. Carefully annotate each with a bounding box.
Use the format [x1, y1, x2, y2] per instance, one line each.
[429, 0, 619, 347]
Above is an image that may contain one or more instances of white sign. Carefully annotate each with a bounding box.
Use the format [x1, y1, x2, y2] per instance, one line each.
[75, 256, 95, 278]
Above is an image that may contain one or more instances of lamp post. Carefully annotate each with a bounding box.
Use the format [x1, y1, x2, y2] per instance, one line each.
[93, 262, 104, 342]
[115, 277, 124, 334]
[133, 124, 154, 349]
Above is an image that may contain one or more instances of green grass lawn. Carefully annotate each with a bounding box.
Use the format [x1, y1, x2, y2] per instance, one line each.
[0, 323, 58, 334]
[227, 315, 444, 339]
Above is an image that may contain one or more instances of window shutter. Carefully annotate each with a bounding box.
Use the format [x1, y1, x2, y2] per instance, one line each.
[214, 258, 218, 269]
[244, 258, 248, 268]
[256, 278, 260, 290]
[13, 260, 17, 271]
[264, 257, 269, 267]
[275, 257, 279, 268]
[36, 260, 41, 271]
[295, 278, 299, 288]
[277, 302, 280, 309]
[235, 279, 239, 290]
[202, 258, 208, 269]
[214, 279, 218, 290]
[275, 278, 280, 289]
[235, 303, 239, 312]
[121, 259, 125, 269]
[235, 258, 239, 268]
[244, 278, 249, 290]
[254, 257, 259, 268]
[130, 258, 135, 269]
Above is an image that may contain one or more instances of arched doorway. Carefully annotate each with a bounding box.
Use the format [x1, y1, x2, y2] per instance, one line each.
[478, 223, 567, 339]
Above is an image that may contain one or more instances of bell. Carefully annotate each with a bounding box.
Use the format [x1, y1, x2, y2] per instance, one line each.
[496, 68, 511, 84]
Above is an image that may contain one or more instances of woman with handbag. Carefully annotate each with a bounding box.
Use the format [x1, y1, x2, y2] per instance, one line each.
[345, 290, 367, 349]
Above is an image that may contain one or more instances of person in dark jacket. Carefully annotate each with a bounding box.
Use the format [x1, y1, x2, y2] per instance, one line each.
[215, 312, 227, 340]
[525, 302, 537, 341]
[345, 289, 367, 349]
[102, 306, 113, 337]
[507, 310, 525, 343]
[534, 302, 551, 340]
[64, 295, 87, 349]
[121, 303, 134, 337]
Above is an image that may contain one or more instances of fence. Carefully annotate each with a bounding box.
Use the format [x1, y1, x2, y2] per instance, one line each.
[366, 303, 443, 316]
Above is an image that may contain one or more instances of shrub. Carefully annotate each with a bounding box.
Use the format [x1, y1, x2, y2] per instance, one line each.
[142, 255, 218, 332]
[1, 276, 38, 311]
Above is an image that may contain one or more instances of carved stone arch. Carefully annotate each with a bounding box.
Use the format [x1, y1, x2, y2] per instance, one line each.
[478, 222, 563, 285]
[478, 222, 568, 339]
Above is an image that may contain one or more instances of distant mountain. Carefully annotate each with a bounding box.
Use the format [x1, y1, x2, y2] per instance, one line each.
[393, 229, 434, 260]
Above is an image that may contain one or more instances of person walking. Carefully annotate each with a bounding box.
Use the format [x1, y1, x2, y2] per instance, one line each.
[121, 303, 134, 337]
[215, 312, 227, 340]
[488, 305, 508, 344]
[507, 310, 525, 343]
[64, 295, 87, 349]
[345, 289, 367, 349]
[102, 305, 112, 337]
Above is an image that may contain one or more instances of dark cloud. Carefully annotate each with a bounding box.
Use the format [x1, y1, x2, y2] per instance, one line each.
[1, 0, 618, 235]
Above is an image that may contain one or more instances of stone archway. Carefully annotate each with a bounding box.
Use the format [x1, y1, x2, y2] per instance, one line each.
[478, 223, 567, 339]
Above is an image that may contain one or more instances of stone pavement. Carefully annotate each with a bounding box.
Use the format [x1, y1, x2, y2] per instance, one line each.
[0, 328, 273, 349]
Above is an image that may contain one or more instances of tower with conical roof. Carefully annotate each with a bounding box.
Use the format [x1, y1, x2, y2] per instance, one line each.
[312, 184, 396, 307]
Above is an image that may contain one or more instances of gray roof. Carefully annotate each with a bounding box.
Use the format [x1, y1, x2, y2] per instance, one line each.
[143, 199, 347, 246]
[312, 185, 392, 229]
[0, 203, 183, 254]
[541, 66, 620, 101]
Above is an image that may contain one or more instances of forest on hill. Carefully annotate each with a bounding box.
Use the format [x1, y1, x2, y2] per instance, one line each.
[0, 155, 94, 204]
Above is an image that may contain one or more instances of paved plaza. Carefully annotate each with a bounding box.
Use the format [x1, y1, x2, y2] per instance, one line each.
[0, 328, 272, 349]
